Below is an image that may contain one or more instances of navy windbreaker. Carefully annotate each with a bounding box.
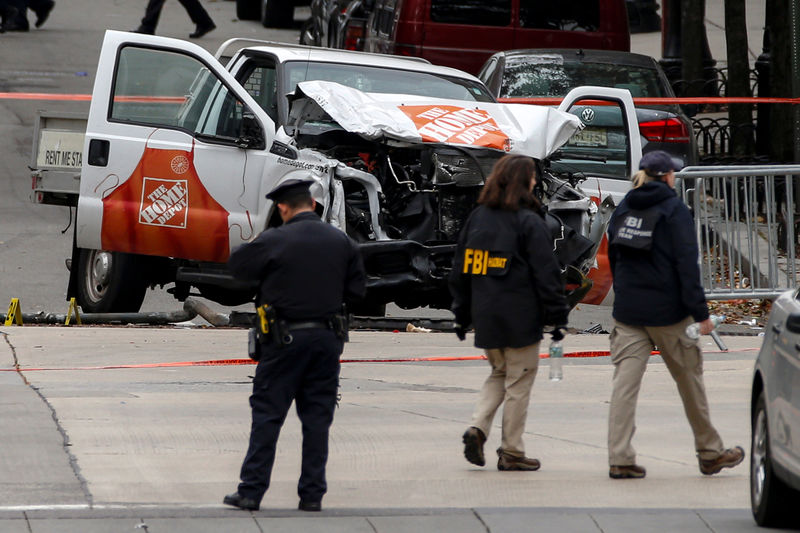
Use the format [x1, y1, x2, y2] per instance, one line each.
[449, 205, 569, 349]
[607, 180, 709, 326]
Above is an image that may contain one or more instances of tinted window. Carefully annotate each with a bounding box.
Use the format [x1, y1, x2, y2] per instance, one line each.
[519, 0, 599, 31]
[283, 61, 495, 102]
[430, 0, 511, 26]
[499, 56, 666, 98]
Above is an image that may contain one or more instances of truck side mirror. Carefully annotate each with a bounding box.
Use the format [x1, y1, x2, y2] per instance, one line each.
[236, 111, 265, 150]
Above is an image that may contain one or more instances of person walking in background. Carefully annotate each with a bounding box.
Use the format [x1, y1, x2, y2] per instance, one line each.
[223, 177, 365, 512]
[449, 154, 569, 472]
[134, 0, 216, 38]
[605, 150, 745, 480]
[0, 0, 18, 32]
[2, 0, 53, 31]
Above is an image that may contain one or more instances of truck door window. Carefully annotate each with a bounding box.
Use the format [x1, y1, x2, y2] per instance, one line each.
[430, 0, 511, 26]
[240, 63, 278, 123]
[111, 46, 249, 143]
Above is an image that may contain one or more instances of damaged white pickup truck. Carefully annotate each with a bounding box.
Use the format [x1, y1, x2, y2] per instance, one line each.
[31, 30, 641, 314]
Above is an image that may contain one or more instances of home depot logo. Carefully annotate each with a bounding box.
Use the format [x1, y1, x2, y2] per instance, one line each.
[399, 105, 511, 151]
[139, 177, 189, 228]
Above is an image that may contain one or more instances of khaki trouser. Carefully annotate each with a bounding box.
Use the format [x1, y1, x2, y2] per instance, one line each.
[471, 343, 540, 456]
[607, 318, 725, 466]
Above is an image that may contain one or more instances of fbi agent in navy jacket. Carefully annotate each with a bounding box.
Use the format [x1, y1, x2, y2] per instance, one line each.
[605, 150, 744, 480]
[449, 154, 569, 472]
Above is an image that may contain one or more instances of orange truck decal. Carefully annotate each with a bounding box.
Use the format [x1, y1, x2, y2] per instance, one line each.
[398, 105, 512, 151]
[101, 142, 230, 262]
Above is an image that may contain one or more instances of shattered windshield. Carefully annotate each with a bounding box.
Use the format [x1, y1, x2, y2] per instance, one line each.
[283, 61, 495, 102]
[499, 56, 666, 99]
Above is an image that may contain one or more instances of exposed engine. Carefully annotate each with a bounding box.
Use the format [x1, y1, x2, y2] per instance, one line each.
[286, 89, 613, 309]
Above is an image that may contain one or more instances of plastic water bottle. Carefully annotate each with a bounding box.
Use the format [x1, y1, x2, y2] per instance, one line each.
[549, 330, 565, 382]
[685, 314, 725, 340]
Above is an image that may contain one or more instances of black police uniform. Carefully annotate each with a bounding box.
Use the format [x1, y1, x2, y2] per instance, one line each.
[449, 205, 569, 348]
[226, 180, 365, 510]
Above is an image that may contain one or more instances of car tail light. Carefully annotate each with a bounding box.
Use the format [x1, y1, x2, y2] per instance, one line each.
[344, 21, 365, 50]
[638, 118, 691, 143]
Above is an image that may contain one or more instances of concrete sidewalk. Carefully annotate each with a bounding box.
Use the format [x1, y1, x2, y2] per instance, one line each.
[0, 327, 774, 532]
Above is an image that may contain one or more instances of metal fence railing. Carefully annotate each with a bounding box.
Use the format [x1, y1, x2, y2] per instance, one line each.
[677, 165, 800, 300]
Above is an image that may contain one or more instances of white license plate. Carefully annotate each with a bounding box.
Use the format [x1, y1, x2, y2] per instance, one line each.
[569, 127, 608, 148]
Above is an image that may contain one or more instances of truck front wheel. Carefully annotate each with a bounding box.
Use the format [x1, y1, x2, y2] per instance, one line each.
[76, 249, 148, 313]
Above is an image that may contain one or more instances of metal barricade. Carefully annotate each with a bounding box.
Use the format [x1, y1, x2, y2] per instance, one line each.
[677, 165, 800, 300]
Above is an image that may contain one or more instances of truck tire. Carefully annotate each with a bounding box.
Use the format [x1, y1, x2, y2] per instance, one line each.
[76, 249, 148, 313]
[236, 0, 261, 20]
[261, 0, 294, 28]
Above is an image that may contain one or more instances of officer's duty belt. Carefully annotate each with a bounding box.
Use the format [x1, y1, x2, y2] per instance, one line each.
[285, 320, 331, 331]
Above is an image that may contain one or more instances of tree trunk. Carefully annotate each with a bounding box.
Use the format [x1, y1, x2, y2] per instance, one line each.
[768, 0, 794, 162]
[724, 0, 754, 157]
[681, 0, 706, 96]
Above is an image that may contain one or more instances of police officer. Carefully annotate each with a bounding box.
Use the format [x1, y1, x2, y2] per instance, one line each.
[224, 177, 366, 512]
[606, 150, 744, 479]
[450, 154, 569, 471]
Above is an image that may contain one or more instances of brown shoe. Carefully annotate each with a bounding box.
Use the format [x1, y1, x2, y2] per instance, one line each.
[462, 427, 486, 466]
[497, 449, 541, 471]
[609, 464, 646, 479]
[698, 446, 745, 475]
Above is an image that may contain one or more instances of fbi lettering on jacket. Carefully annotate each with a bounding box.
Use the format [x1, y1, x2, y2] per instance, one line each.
[462, 248, 510, 275]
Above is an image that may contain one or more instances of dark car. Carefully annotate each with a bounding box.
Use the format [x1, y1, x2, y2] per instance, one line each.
[479, 49, 698, 181]
[750, 287, 800, 528]
[236, 0, 310, 28]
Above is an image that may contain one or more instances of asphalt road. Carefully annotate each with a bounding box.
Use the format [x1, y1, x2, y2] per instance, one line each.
[0, 327, 779, 532]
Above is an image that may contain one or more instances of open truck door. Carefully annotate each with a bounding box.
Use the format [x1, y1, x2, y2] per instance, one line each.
[74, 30, 278, 311]
[556, 86, 642, 306]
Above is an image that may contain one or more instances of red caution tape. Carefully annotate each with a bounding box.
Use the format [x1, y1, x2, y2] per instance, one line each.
[0, 347, 754, 372]
[0, 93, 186, 103]
[500, 96, 800, 106]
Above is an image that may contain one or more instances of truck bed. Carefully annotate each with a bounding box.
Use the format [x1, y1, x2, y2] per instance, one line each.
[30, 111, 87, 207]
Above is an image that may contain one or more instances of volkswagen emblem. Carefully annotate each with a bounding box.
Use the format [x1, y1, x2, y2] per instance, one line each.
[580, 108, 595, 123]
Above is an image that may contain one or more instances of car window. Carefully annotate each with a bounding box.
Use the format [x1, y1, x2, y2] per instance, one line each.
[519, 0, 599, 31]
[283, 61, 495, 102]
[551, 100, 631, 180]
[111, 46, 248, 141]
[499, 57, 666, 99]
[430, 0, 511, 26]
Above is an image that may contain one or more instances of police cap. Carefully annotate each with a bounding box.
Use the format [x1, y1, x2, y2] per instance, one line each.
[265, 178, 313, 204]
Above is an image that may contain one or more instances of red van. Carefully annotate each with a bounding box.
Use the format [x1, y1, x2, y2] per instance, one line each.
[362, 0, 630, 75]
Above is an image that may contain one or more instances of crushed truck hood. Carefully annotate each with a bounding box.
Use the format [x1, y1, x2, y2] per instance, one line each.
[290, 81, 583, 159]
